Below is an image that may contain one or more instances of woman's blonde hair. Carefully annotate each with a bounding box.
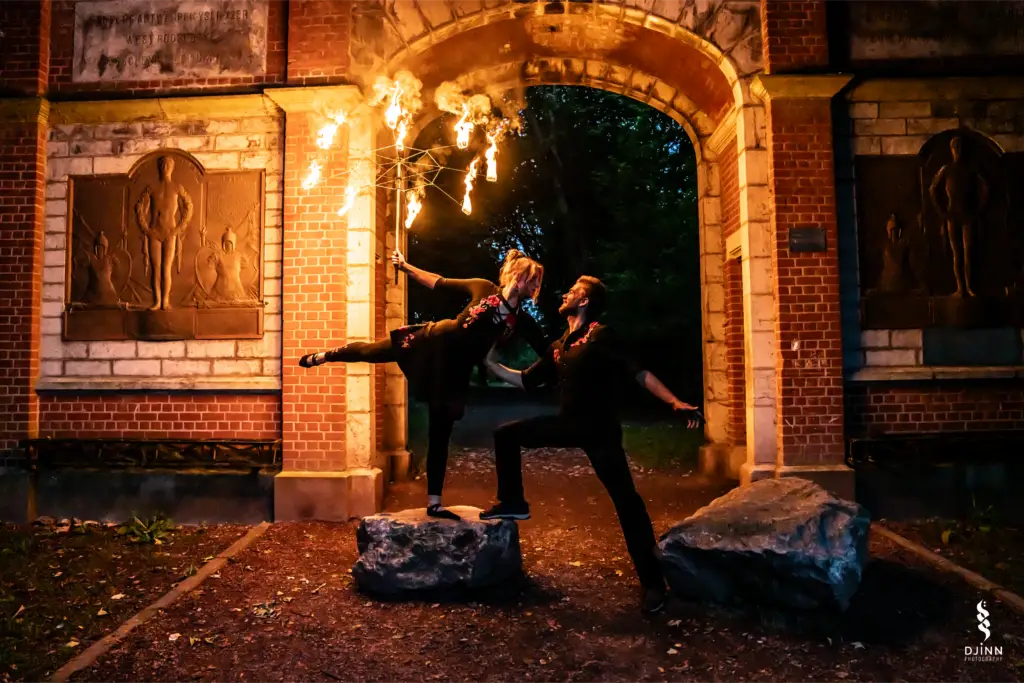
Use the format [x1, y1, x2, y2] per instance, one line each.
[499, 249, 544, 301]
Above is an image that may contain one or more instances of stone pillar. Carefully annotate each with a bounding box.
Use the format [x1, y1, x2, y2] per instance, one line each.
[269, 86, 384, 520]
[382, 191, 410, 482]
[749, 73, 855, 498]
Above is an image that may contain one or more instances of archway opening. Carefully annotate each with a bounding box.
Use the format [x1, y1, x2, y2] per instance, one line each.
[401, 85, 705, 473]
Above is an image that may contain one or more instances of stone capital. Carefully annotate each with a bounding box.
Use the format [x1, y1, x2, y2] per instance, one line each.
[705, 107, 738, 158]
[0, 97, 50, 124]
[751, 74, 853, 102]
[264, 85, 364, 116]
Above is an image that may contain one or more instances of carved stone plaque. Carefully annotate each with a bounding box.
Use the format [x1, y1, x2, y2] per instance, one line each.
[65, 150, 265, 341]
[73, 0, 268, 83]
[857, 129, 1024, 330]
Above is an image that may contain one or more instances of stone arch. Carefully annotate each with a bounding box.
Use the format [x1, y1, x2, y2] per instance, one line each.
[353, 0, 774, 475]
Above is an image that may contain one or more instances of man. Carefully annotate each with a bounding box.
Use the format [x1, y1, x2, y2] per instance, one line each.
[482, 275, 701, 614]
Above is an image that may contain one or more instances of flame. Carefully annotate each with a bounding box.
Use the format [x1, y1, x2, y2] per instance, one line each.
[302, 161, 322, 190]
[455, 105, 473, 150]
[316, 111, 346, 150]
[395, 119, 408, 152]
[405, 188, 423, 229]
[485, 131, 499, 182]
[385, 84, 403, 131]
[337, 186, 358, 217]
[462, 157, 480, 216]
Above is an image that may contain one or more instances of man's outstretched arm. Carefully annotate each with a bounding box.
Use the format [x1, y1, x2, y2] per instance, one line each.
[636, 370, 702, 428]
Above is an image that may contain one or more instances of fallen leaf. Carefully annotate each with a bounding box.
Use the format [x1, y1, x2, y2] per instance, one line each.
[996, 562, 1009, 570]
[569, 561, 582, 567]
[168, 633, 181, 642]
[65, 640, 79, 648]
[53, 571, 63, 578]
[667, 648, 678, 655]
[97, 609, 108, 617]
[14, 605, 25, 618]
[941, 529, 952, 545]
[111, 593, 125, 600]
[851, 642, 865, 649]
[667, 619, 681, 627]
[615, 570, 623, 577]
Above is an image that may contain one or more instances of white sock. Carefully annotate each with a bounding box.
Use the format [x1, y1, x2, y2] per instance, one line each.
[428, 495, 442, 508]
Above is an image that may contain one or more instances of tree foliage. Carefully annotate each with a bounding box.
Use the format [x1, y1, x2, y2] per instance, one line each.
[407, 86, 703, 403]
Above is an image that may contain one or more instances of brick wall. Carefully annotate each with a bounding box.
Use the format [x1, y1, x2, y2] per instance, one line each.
[38, 393, 280, 439]
[724, 257, 746, 445]
[41, 117, 284, 383]
[760, 0, 829, 74]
[0, 118, 47, 465]
[846, 381, 1024, 437]
[0, 1, 51, 96]
[286, 0, 351, 86]
[280, 113, 349, 471]
[765, 96, 845, 465]
[47, 0, 286, 96]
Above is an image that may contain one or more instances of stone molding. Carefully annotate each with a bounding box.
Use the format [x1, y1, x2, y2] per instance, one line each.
[49, 95, 279, 124]
[847, 366, 1024, 383]
[706, 106, 738, 158]
[0, 97, 50, 124]
[263, 85, 363, 115]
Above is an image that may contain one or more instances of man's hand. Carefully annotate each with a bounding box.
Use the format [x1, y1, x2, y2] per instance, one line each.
[391, 250, 407, 271]
[671, 400, 703, 429]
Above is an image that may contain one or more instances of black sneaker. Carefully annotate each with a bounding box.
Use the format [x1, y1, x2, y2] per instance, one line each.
[426, 504, 461, 521]
[640, 586, 667, 615]
[479, 502, 531, 521]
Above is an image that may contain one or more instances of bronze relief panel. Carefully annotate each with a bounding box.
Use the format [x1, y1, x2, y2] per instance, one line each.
[64, 150, 265, 341]
[857, 128, 1024, 329]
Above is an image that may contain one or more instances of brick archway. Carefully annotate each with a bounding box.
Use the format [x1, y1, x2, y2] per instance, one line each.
[348, 1, 781, 488]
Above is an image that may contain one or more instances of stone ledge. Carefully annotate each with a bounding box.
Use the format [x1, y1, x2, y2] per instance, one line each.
[0, 97, 49, 124]
[846, 77, 1024, 103]
[49, 94, 280, 125]
[35, 376, 281, 393]
[846, 366, 1024, 382]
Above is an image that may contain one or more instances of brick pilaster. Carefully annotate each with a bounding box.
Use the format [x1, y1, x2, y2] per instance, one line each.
[0, 105, 47, 465]
[755, 74, 852, 477]
[286, 0, 352, 86]
[271, 92, 353, 473]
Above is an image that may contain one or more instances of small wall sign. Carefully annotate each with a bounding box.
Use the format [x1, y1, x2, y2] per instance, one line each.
[789, 227, 827, 253]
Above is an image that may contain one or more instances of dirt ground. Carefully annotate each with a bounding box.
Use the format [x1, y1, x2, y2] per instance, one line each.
[0, 520, 248, 682]
[72, 447, 1024, 682]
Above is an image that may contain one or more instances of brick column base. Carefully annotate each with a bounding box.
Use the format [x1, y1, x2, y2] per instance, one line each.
[273, 469, 384, 521]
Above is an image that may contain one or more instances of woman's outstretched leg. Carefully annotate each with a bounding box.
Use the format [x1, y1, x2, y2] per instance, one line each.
[425, 407, 459, 520]
[299, 339, 396, 368]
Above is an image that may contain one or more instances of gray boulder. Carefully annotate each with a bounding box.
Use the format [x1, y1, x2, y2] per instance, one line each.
[352, 506, 522, 596]
[656, 477, 870, 611]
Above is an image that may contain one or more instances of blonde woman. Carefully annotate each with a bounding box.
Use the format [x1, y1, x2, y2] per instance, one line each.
[299, 249, 547, 519]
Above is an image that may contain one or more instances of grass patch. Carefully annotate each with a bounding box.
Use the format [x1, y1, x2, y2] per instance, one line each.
[622, 420, 706, 470]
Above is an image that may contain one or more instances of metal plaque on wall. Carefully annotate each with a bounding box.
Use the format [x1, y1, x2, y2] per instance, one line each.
[72, 0, 268, 83]
[64, 150, 265, 341]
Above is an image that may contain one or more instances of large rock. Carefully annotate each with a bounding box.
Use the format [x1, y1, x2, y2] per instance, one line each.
[352, 506, 522, 596]
[656, 478, 870, 611]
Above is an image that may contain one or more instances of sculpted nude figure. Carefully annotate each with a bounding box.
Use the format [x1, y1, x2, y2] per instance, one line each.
[928, 136, 989, 297]
[135, 156, 194, 310]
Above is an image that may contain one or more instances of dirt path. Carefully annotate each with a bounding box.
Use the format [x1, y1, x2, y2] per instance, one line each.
[71, 447, 1024, 682]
